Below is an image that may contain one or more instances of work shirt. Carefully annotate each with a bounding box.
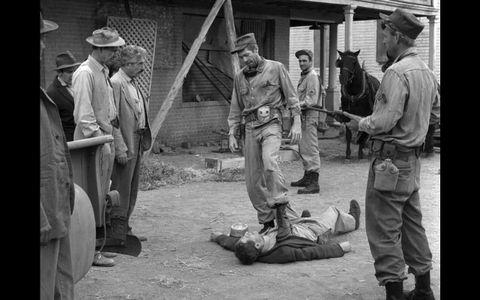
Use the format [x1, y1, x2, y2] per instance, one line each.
[358, 48, 440, 148]
[72, 55, 117, 138]
[116, 68, 146, 129]
[297, 67, 320, 118]
[227, 58, 301, 135]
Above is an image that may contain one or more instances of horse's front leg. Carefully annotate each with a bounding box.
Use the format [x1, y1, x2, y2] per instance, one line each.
[345, 126, 352, 159]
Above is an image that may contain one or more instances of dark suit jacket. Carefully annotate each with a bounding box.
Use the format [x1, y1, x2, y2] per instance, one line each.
[214, 234, 344, 264]
[46, 77, 75, 141]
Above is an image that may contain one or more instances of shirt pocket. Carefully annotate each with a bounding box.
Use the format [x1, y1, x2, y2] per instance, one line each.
[263, 80, 279, 90]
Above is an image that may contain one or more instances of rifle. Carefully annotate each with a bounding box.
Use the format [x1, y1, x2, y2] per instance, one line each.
[302, 105, 350, 122]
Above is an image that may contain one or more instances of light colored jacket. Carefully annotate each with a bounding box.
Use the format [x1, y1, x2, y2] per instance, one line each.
[297, 68, 320, 118]
[359, 48, 440, 148]
[111, 69, 152, 158]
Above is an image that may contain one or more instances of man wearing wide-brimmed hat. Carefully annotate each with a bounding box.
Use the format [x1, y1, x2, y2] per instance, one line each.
[340, 8, 440, 300]
[72, 26, 125, 267]
[40, 11, 75, 300]
[46, 51, 81, 141]
[227, 33, 302, 236]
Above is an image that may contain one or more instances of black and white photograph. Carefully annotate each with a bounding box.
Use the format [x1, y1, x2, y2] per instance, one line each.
[40, 0, 441, 299]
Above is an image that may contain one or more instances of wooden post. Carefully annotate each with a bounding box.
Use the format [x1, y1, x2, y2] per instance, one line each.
[428, 15, 436, 71]
[224, 0, 240, 75]
[145, 0, 226, 156]
[326, 23, 338, 114]
[344, 5, 356, 51]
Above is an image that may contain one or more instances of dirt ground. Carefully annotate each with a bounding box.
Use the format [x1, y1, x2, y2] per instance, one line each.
[74, 137, 440, 300]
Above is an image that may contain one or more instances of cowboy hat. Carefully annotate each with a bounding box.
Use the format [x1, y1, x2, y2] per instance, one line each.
[231, 33, 257, 54]
[86, 27, 125, 47]
[379, 8, 424, 40]
[40, 11, 58, 34]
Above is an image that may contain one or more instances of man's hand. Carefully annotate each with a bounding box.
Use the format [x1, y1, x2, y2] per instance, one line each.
[288, 115, 302, 144]
[116, 153, 128, 165]
[229, 135, 239, 153]
[40, 225, 52, 246]
[338, 111, 361, 131]
[210, 231, 223, 241]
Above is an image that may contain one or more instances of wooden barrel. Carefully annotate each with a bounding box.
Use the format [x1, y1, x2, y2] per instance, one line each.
[69, 184, 96, 283]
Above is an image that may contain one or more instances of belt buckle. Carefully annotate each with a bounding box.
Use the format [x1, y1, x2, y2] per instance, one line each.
[257, 106, 271, 123]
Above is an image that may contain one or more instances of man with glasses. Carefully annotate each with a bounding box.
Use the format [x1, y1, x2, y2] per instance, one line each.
[110, 45, 152, 244]
[46, 51, 81, 141]
[72, 27, 125, 267]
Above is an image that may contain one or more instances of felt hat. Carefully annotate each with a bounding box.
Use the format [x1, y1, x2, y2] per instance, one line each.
[231, 33, 257, 54]
[379, 8, 424, 40]
[40, 11, 58, 34]
[53, 51, 81, 70]
[86, 27, 125, 47]
[295, 49, 313, 60]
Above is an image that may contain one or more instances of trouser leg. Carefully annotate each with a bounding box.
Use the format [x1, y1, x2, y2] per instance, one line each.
[40, 239, 60, 300]
[260, 122, 289, 208]
[313, 206, 356, 235]
[366, 155, 432, 286]
[244, 125, 274, 224]
[298, 116, 320, 173]
[54, 232, 74, 300]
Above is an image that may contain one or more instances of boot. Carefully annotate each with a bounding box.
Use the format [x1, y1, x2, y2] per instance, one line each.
[109, 215, 128, 244]
[298, 172, 320, 194]
[259, 219, 275, 234]
[404, 272, 435, 300]
[385, 281, 405, 300]
[348, 199, 361, 230]
[275, 204, 292, 242]
[291, 171, 309, 187]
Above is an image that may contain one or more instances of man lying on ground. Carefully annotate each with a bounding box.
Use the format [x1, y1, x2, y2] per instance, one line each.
[210, 200, 361, 264]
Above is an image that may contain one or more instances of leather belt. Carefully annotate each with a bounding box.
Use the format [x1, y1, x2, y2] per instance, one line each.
[244, 107, 280, 123]
[369, 139, 421, 160]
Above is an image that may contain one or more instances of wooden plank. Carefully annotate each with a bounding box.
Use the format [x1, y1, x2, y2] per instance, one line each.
[223, 0, 240, 75]
[145, 0, 227, 156]
[205, 157, 245, 172]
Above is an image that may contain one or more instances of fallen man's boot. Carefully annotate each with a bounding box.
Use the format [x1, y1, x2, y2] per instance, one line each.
[275, 204, 292, 242]
[404, 272, 435, 300]
[301, 209, 311, 218]
[291, 171, 308, 187]
[298, 171, 320, 194]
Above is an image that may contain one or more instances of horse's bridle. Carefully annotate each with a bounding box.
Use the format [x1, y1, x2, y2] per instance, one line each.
[340, 57, 358, 84]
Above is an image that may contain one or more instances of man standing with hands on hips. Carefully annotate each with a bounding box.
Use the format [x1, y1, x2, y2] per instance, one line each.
[228, 33, 302, 236]
[340, 9, 440, 300]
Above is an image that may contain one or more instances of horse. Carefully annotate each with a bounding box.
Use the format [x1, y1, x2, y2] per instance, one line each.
[335, 50, 380, 159]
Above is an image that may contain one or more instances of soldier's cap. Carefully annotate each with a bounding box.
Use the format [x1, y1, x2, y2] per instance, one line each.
[53, 51, 81, 71]
[231, 33, 257, 54]
[295, 49, 313, 60]
[86, 27, 126, 47]
[379, 8, 424, 40]
[40, 11, 58, 34]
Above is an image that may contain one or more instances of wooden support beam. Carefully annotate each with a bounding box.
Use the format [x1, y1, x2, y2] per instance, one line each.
[223, 0, 240, 75]
[145, 0, 227, 156]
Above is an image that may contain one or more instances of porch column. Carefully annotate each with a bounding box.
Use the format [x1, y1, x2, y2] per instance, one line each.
[326, 23, 338, 116]
[319, 24, 327, 85]
[344, 5, 356, 51]
[427, 15, 436, 71]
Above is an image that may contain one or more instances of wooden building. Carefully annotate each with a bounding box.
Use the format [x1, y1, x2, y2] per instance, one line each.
[40, 0, 439, 147]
